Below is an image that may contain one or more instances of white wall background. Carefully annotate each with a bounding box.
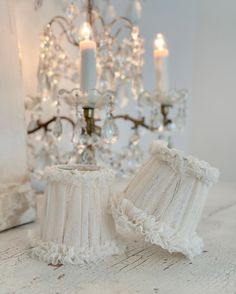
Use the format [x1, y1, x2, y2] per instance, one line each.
[13, 0, 236, 182]
[0, 0, 28, 183]
[139, 0, 197, 151]
[189, 0, 236, 182]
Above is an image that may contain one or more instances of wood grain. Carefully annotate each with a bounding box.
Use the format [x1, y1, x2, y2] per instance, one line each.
[0, 182, 236, 294]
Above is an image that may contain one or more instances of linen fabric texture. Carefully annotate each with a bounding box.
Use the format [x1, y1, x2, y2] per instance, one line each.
[111, 141, 219, 259]
[31, 165, 124, 265]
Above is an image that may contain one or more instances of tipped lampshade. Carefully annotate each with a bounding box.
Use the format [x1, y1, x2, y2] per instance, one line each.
[111, 141, 219, 259]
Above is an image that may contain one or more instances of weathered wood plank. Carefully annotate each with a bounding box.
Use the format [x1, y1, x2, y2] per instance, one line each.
[0, 182, 235, 294]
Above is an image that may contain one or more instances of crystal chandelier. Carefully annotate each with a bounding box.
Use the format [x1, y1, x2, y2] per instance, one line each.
[26, 0, 188, 179]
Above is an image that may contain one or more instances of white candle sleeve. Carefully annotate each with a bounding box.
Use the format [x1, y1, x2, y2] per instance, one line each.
[154, 55, 169, 93]
[79, 40, 97, 93]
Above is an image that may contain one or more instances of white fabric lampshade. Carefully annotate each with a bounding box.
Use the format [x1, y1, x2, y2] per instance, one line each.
[111, 141, 219, 259]
[31, 165, 124, 265]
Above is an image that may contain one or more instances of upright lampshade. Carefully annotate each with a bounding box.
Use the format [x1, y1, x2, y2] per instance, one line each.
[31, 165, 124, 265]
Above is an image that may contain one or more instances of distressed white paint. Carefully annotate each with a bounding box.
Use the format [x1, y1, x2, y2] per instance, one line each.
[0, 182, 36, 231]
[0, 182, 235, 293]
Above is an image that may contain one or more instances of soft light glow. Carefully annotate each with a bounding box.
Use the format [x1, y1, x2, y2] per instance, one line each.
[79, 22, 92, 40]
[154, 33, 167, 51]
[27, 1, 188, 178]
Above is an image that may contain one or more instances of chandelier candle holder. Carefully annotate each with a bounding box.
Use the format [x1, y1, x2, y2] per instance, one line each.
[111, 140, 219, 259]
[26, 0, 188, 178]
[57, 86, 116, 164]
[31, 164, 124, 265]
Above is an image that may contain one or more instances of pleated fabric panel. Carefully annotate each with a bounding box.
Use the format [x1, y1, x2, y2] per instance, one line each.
[31, 164, 124, 265]
[111, 141, 219, 259]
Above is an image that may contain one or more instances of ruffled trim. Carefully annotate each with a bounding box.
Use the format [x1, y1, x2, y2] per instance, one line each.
[31, 239, 125, 265]
[44, 164, 115, 187]
[111, 197, 204, 260]
[150, 141, 219, 185]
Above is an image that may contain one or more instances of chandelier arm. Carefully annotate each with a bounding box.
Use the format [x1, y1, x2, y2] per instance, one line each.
[105, 17, 132, 40]
[112, 114, 157, 131]
[49, 18, 79, 46]
[85, 1, 106, 37]
[113, 25, 132, 38]
[87, 0, 93, 26]
[49, 16, 71, 27]
[58, 29, 73, 46]
[27, 113, 158, 135]
[92, 13, 105, 29]
[27, 116, 75, 134]
[108, 16, 133, 29]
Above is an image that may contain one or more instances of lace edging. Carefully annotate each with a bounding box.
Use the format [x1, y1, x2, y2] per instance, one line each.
[44, 164, 115, 187]
[111, 197, 204, 260]
[150, 141, 219, 185]
[30, 239, 125, 265]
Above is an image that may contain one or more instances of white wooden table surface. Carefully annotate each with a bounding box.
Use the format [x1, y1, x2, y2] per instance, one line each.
[0, 182, 236, 294]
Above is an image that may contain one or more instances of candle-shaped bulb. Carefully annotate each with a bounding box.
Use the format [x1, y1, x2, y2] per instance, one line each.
[79, 22, 93, 40]
[154, 34, 169, 57]
[153, 33, 169, 93]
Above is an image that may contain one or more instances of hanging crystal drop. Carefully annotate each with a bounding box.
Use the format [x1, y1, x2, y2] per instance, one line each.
[35, 147, 52, 175]
[77, 143, 86, 155]
[41, 86, 50, 102]
[72, 117, 85, 144]
[25, 95, 41, 110]
[131, 77, 144, 100]
[37, 76, 46, 97]
[126, 147, 137, 172]
[65, 2, 78, 21]
[120, 96, 129, 109]
[67, 146, 79, 164]
[133, 144, 143, 163]
[51, 84, 58, 102]
[81, 148, 96, 165]
[101, 117, 119, 144]
[80, 133, 89, 146]
[117, 83, 129, 108]
[127, 144, 143, 172]
[91, 133, 101, 148]
[53, 117, 63, 139]
[99, 67, 114, 91]
[166, 121, 176, 132]
[130, 129, 140, 146]
[150, 108, 161, 129]
[38, 76, 50, 101]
